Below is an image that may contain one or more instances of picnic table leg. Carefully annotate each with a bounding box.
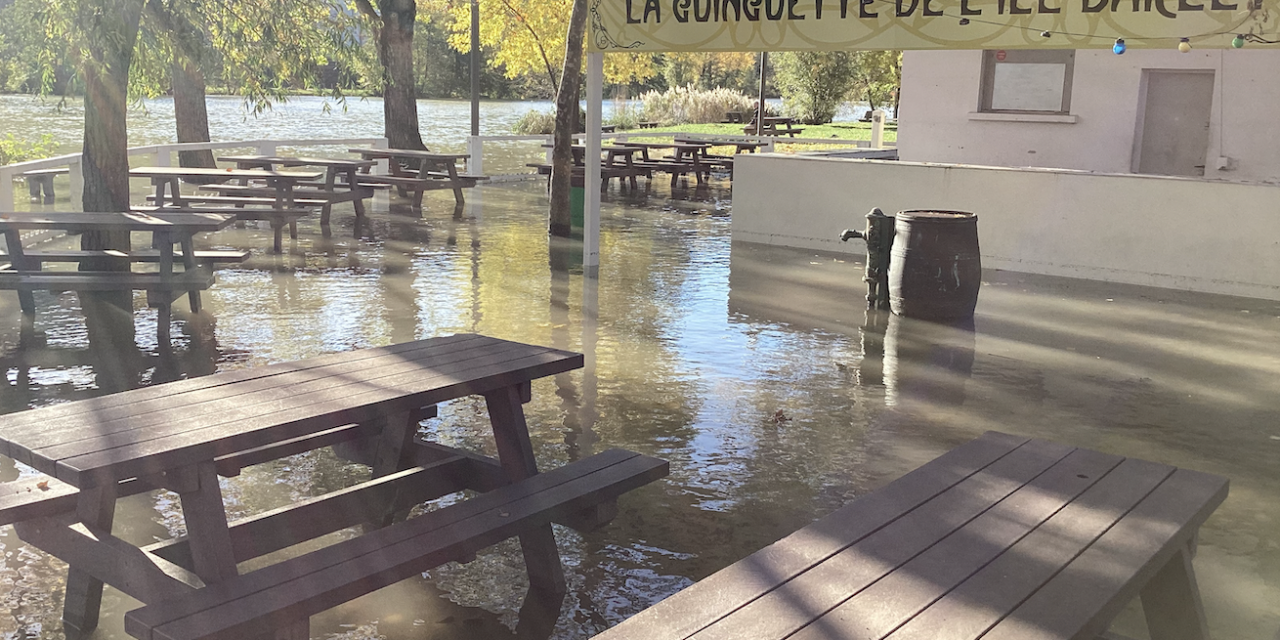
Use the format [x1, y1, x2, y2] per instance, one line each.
[446, 162, 466, 207]
[179, 235, 202, 313]
[484, 384, 568, 595]
[172, 460, 239, 584]
[62, 483, 118, 640]
[1140, 544, 1210, 640]
[3, 229, 37, 316]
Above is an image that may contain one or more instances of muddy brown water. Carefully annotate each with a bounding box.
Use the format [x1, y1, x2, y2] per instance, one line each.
[1, 177, 1278, 640]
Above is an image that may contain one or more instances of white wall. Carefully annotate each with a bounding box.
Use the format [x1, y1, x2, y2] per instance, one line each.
[898, 49, 1280, 184]
[733, 154, 1280, 300]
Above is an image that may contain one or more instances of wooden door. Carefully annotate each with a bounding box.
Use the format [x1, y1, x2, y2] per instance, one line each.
[1134, 71, 1215, 177]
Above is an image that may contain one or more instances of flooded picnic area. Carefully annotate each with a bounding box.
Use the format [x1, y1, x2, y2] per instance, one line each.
[1, 173, 1279, 639]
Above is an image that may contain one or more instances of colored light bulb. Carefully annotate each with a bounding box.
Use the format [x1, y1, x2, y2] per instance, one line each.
[1041, 30, 1051, 38]
[1178, 38, 1191, 53]
[1233, 34, 1246, 48]
[1113, 38, 1126, 54]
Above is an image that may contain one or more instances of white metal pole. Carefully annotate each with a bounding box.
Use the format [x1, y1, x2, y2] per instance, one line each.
[584, 52, 603, 274]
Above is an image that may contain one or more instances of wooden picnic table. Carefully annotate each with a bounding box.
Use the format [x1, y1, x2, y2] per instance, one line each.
[674, 137, 769, 154]
[132, 166, 324, 253]
[214, 156, 376, 232]
[0, 211, 239, 342]
[0, 334, 668, 640]
[746, 116, 805, 137]
[593, 430, 1227, 640]
[349, 148, 483, 210]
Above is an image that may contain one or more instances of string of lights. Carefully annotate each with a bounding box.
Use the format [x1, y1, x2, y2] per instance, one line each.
[859, 0, 1276, 52]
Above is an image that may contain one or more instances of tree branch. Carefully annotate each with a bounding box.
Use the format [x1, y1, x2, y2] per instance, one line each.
[353, 0, 380, 20]
[497, 0, 559, 94]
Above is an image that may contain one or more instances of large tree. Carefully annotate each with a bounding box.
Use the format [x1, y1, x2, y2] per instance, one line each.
[353, 0, 427, 149]
[547, 0, 588, 237]
[774, 51, 859, 124]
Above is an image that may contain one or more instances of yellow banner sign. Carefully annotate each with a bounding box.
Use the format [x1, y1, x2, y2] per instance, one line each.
[588, 0, 1280, 50]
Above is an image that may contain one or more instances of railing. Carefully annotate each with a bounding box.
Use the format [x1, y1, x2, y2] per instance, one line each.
[2, 137, 387, 211]
[465, 127, 894, 182]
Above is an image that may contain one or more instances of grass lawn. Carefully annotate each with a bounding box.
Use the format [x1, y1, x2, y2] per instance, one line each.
[615, 121, 897, 143]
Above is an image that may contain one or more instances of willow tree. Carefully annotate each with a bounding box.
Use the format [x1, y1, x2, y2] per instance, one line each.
[132, 0, 360, 169]
[434, 0, 654, 236]
[353, 0, 426, 149]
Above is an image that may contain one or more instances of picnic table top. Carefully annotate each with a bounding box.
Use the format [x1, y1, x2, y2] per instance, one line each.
[0, 211, 234, 233]
[130, 166, 324, 181]
[349, 148, 470, 162]
[0, 334, 582, 488]
[216, 155, 377, 169]
[594, 430, 1228, 640]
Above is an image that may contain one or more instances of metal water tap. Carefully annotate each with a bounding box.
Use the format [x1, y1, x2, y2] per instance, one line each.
[839, 207, 895, 310]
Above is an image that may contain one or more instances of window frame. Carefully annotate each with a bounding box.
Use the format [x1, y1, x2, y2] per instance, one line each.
[978, 49, 1076, 115]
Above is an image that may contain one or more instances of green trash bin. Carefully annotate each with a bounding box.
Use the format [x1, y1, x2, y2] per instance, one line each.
[570, 185, 585, 238]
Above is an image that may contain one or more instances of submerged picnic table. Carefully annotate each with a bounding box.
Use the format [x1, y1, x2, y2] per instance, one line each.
[349, 147, 485, 210]
[0, 334, 668, 640]
[132, 166, 324, 252]
[0, 211, 241, 342]
[595, 430, 1226, 640]
[213, 155, 376, 233]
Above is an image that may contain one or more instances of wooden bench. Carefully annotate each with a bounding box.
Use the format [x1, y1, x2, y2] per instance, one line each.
[526, 162, 645, 189]
[638, 121, 661, 129]
[353, 173, 482, 209]
[134, 205, 312, 253]
[146, 194, 328, 208]
[124, 448, 667, 640]
[1, 249, 248, 269]
[21, 167, 69, 203]
[192, 185, 372, 229]
[591, 431, 1227, 640]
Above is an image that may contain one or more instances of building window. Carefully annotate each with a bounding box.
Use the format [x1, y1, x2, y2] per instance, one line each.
[979, 50, 1075, 114]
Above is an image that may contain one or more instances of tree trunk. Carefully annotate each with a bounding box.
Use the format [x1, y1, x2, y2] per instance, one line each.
[548, 0, 588, 238]
[80, 0, 146, 359]
[172, 56, 216, 169]
[378, 0, 426, 150]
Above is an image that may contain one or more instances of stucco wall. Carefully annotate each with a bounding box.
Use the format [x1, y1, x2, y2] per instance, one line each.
[898, 49, 1280, 183]
[732, 154, 1280, 300]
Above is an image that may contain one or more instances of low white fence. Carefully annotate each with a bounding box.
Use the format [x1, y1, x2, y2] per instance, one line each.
[2, 137, 387, 211]
[464, 128, 892, 182]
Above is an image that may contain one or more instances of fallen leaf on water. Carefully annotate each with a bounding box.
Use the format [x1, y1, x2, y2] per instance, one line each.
[37, 480, 50, 490]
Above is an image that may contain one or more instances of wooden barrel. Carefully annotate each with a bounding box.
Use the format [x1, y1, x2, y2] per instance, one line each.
[888, 210, 981, 321]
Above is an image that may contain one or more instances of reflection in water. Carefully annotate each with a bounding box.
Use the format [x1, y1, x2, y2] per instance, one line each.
[0, 180, 1279, 640]
[882, 314, 976, 409]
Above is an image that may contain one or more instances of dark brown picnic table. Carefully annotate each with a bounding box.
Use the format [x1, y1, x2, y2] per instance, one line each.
[0, 211, 240, 342]
[593, 430, 1227, 640]
[349, 147, 484, 210]
[214, 155, 376, 232]
[0, 334, 668, 640]
[131, 166, 324, 253]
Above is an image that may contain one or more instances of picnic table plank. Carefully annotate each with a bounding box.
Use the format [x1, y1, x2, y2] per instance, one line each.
[0, 338, 558, 468]
[681, 438, 1074, 640]
[981, 468, 1227, 640]
[0, 334, 481, 438]
[130, 167, 323, 181]
[6, 338, 526, 461]
[784, 447, 1128, 640]
[883, 457, 1178, 640]
[588, 431, 1031, 640]
[127, 449, 668, 640]
[0, 211, 232, 233]
[44, 347, 582, 486]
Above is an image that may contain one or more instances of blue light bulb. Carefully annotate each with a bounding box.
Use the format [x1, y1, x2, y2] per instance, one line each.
[1113, 38, 1127, 54]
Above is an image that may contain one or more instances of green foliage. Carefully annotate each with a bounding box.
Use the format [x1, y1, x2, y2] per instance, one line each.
[849, 51, 902, 113]
[661, 52, 758, 94]
[513, 110, 557, 135]
[639, 86, 754, 125]
[0, 133, 58, 165]
[773, 51, 859, 125]
[606, 98, 642, 130]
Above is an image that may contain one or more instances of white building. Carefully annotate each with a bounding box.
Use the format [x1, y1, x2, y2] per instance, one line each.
[896, 49, 1280, 183]
[731, 48, 1280, 300]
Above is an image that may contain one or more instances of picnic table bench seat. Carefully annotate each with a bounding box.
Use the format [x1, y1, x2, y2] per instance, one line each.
[145, 194, 328, 209]
[20, 167, 70, 202]
[592, 431, 1227, 640]
[0, 248, 248, 268]
[134, 205, 312, 253]
[124, 448, 667, 640]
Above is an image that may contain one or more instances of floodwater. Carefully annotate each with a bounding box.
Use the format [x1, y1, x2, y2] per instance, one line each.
[0, 97, 1278, 640]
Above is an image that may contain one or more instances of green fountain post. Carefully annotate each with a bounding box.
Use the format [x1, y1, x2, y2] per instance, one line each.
[840, 207, 895, 310]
